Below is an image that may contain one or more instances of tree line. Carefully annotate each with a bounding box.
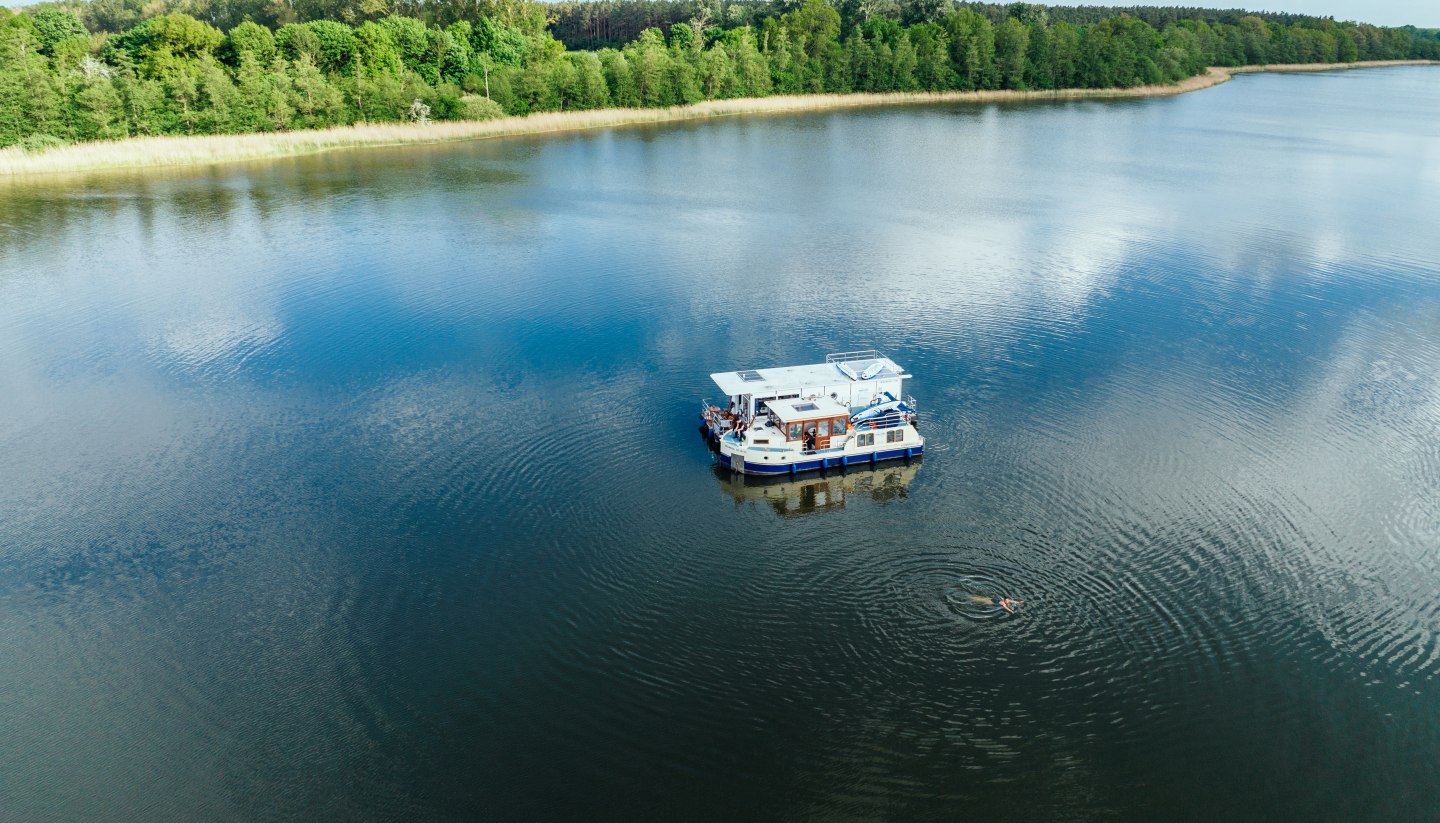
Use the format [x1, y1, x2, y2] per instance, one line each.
[547, 2, 1431, 51]
[2, 0, 1436, 150]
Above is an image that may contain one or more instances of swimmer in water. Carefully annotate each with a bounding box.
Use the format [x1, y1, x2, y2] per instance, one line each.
[970, 595, 1023, 613]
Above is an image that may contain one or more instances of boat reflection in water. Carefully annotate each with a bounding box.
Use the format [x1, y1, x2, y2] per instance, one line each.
[712, 460, 920, 518]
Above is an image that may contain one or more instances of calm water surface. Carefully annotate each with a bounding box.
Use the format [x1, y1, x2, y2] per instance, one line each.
[3, 67, 1439, 821]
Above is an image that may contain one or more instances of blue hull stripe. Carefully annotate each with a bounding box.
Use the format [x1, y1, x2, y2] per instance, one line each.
[721, 445, 923, 475]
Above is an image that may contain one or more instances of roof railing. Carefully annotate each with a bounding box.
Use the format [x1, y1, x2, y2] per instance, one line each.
[826, 349, 884, 364]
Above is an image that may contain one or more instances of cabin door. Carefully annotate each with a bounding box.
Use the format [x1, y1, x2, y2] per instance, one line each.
[814, 420, 831, 449]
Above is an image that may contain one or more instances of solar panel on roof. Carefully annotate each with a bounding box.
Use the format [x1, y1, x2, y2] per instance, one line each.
[737, 370, 763, 382]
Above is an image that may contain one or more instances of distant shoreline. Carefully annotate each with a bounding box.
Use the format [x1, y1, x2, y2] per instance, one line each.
[2, 60, 1433, 179]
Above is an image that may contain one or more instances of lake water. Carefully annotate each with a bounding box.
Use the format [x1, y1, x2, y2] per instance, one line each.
[2, 67, 1439, 821]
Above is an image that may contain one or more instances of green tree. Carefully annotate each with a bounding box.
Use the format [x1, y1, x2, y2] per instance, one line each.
[288, 52, 345, 126]
[724, 26, 770, 97]
[31, 8, 88, 55]
[511, 59, 556, 112]
[195, 55, 239, 132]
[377, 15, 429, 74]
[1023, 19, 1052, 89]
[50, 35, 93, 75]
[354, 20, 401, 77]
[626, 27, 672, 106]
[0, 21, 66, 145]
[900, 0, 948, 27]
[598, 47, 638, 106]
[667, 40, 702, 103]
[306, 20, 357, 73]
[1238, 16, 1269, 64]
[115, 71, 167, 135]
[566, 50, 610, 108]
[943, 9, 996, 90]
[1047, 21, 1079, 88]
[910, 22, 953, 90]
[234, 53, 295, 129]
[70, 70, 128, 140]
[846, 28, 875, 91]
[1159, 25, 1203, 81]
[668, 21, 697, 53]
[993, 17, 1028, 89]
[782, 0, 841, 62]
[472, 16, 527, 66]
[276, 22, 322, 63]
[1335, 27, 1359, 62]
[145, 14, 225, 64]
[225, 21, 278, 66]
[441, 21, 473, 83]
[891, 32, 918, 90]
[700, 42, 734, 98]
[156, 59, 201, 132]
[458, 93, 504, 119]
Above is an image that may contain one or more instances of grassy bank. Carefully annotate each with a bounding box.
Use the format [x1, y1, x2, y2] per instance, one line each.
[1, 61, 1432, 178]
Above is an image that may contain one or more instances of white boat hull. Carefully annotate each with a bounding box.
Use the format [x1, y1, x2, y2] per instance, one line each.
[718, 424, 924, 476]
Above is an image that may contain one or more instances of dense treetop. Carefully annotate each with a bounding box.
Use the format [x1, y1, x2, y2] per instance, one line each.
[1, 0, 1435, 150]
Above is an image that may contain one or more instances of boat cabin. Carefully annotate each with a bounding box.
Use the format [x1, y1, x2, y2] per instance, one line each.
[764, 397, 852, 451]
[707, 351, 910, 421]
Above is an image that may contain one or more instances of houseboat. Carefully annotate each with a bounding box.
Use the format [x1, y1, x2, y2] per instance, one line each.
[701, 350, 924, 476]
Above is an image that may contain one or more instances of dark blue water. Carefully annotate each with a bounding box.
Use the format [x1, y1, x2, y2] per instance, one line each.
[3, 67, 1439, 821]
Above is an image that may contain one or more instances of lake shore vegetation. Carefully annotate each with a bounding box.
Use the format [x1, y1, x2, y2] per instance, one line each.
[2, 0, 1438, 164]
[4, 61, 1433, 177]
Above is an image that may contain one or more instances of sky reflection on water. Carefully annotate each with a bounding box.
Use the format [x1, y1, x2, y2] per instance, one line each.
[1, 67, 1439, 821]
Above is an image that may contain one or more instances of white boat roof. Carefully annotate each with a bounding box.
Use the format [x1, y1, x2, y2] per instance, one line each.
[764, 396, 852, 422]
[710, 355, 906, 396]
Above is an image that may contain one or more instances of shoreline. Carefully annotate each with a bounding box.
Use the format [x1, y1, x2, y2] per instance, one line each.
[1, 60, 1432, 178]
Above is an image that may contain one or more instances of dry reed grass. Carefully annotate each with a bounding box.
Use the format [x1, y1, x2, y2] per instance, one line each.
[0, 60, 1431, 179]
[1229, 59, 1435, 73]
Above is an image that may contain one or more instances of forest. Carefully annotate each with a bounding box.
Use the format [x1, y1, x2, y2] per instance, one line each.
[2, 0, 1436, 150]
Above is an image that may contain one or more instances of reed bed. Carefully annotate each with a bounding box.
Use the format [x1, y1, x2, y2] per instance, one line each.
[1, 61, 1431, 178]
[1229, 59, 1435, 74]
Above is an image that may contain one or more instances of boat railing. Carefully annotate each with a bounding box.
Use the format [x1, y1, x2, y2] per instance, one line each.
[701, 399, 735, 432]
[826, 349, 884, 365]
[851, 414, 910, 432]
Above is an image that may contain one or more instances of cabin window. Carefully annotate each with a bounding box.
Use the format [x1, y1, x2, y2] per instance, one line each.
[753, 439, 769, 445]
[788, 423, 802, 440]
[857, 433, 874, 446]
[834, 417, 847, 433]
[804, 422, 818, 435]
[817, 420, 829, 437]
[887, 429, 904, 443]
